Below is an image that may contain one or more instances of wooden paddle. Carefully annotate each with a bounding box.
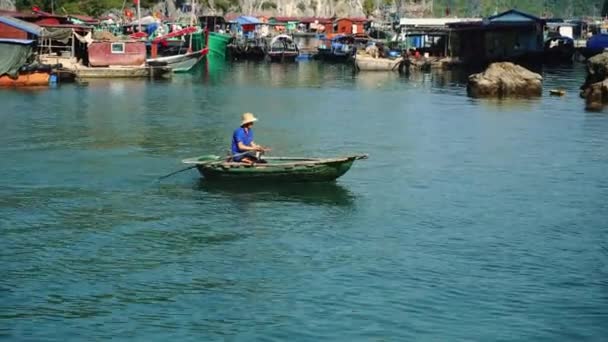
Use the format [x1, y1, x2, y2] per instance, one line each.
[157, 151, 256, 180]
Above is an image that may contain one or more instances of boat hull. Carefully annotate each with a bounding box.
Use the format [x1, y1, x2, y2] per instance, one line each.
[147, 48, 208, 73]
[543, 37, 574, 63]
[0, 71, 49, 87]
[207, 32, 231, 58]
[316, 50, 353, 62]
[268, 52, 298, 63]
[185, 155, 367, 183]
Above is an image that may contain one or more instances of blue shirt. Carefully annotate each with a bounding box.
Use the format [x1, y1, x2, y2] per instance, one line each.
[231, 127, 254, 159]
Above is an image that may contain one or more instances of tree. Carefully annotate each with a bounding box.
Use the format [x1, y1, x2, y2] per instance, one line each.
[603, 0, 608, 17]
[363, 0, 375, 17]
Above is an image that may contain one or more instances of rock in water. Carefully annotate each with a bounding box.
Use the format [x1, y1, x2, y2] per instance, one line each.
[467, 62, 543, 98]
[580, 52, 608, 110]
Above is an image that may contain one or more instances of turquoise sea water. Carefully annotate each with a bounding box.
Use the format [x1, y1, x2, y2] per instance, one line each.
[1, 61, 607, 341]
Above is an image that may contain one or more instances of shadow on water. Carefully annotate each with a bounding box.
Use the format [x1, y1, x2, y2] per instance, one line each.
[195, 180, 356, 207]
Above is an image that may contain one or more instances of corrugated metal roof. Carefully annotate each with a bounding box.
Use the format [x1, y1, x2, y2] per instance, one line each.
[236, 16, 260, 25]
[0, 16, 42, 36]
[0, 38, 34, 45]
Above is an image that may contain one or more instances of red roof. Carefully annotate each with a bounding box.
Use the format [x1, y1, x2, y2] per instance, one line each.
[271, 16, 300, 22]
[38, 23, 93, 30]
[224, 12, 240, 21]
[299, 17, 332, 24]
[0, 10, 38, 18]
[337, 17, 368, 23]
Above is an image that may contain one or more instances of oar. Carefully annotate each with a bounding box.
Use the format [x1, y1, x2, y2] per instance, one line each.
[158, 165, 198, 180]
[157, 151, 256, 181]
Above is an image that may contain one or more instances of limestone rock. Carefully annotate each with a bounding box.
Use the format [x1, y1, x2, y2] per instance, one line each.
[467, 62, 543, 98]
[581, 79, 608, 111]
[580, 52, 608, 110]
[581, 52, 608, 91]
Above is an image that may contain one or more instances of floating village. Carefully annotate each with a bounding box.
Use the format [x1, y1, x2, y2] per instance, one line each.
[1, 1, 608, 109]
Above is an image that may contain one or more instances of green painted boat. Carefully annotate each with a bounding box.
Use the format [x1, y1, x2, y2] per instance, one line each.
[182, 154, 368, 182]
[207, 32, 231, 58]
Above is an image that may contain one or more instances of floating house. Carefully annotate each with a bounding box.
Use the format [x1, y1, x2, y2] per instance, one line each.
[398, 18, 480, 57]
[336, 17, 367, 35]
[299, 17, 333, 33]
[447, 9, 546, 64]
[234, 15, 263, 36]
[87, 41, 147, 67]
[268, 17, 299, 31]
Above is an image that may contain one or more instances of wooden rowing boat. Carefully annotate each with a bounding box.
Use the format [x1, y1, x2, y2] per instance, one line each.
[182, 154, 368, 182]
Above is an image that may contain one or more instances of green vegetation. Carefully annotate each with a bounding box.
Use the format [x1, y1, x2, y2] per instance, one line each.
[297, 1, 306, 12]
[260, 1, 277, 11]
[363, 0, 375, 17]
[13, 0, 605, 17]
[430, 0, 603, 17]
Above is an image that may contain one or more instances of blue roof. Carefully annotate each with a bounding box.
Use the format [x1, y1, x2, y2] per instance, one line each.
[0, 38, 34, 45]
[236, 16, 260, 25]
[0, 16, 42, 36]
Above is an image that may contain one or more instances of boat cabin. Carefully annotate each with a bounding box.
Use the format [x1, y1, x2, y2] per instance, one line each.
[199, 15, 228, 32]
[545, 21, 576, 39]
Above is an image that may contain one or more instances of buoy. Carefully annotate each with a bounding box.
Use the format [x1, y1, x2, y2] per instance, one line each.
[549, 89, 566, 96]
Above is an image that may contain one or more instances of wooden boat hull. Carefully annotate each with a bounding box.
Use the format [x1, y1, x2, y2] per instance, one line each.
[185, 155, 367, 182]
[147, 48, 208, 73]
[0, 71, 49, 87]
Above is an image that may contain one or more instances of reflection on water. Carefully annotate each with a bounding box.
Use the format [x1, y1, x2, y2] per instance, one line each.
[196, 180, 356, 207]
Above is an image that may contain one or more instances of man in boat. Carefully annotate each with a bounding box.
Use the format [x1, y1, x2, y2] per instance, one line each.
[231, 112, 270, 164]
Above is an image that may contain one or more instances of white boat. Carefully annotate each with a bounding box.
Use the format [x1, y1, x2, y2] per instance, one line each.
[146, 48, 208, 73]
[355, 54, 404, 71]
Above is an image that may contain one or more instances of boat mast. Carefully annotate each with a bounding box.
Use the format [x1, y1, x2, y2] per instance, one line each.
[189, 0, 195, 51]
[137, 0, 142, 33]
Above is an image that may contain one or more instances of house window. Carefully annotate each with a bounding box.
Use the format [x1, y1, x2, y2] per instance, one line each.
[111, 43, 125, 54]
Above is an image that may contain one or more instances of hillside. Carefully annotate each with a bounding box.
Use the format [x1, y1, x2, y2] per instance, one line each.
[10, 0, 606, 18]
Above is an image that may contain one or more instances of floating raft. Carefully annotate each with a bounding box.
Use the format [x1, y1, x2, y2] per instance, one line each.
[182, 154, 368, 182]
[355, 55, 403, 71]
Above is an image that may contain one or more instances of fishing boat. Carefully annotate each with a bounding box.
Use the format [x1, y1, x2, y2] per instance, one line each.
[146, 48, 208, 72]
[146, 27, 209, 73]
[544, 33, 574, 64]
[0, 37, 52, 86]
[0, 71, 50, 87]
[182, 154, 368, 182]
[267, 35, 299, 62]
[199, 16, 231, 59]
[316, 34, 356, 62]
